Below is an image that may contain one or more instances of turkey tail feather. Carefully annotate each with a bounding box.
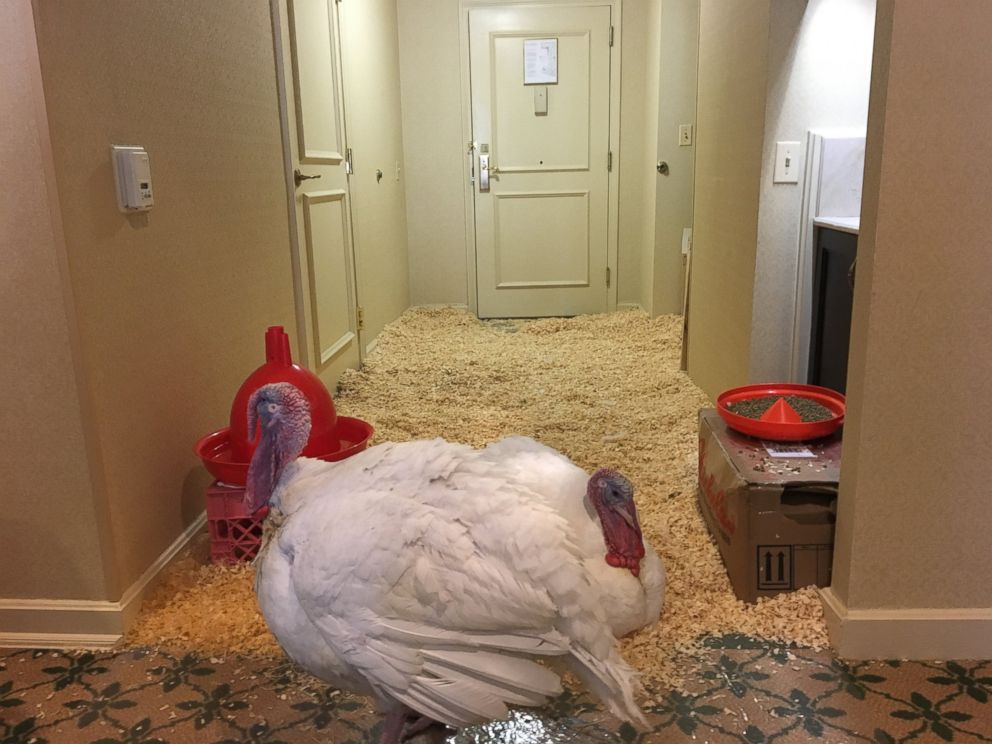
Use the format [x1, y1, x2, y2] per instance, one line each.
[568, 647, 648, 729]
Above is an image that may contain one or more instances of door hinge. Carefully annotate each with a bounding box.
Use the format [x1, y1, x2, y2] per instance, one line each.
[609, 26, 614, 47]
[356, 306, 365, 331]
[606, 266, 611, 288]
[345, 147, 354, 175]
[607, 151, 613, 172]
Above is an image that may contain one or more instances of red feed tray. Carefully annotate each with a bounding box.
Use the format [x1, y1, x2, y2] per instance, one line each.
[195, 415, 374, 486]
[716, 383, 845, 442]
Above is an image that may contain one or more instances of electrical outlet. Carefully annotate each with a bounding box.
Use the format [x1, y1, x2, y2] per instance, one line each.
[773, 141, 801, 183]
[395, 161, 401, 182]
[678, 124, 693, 146]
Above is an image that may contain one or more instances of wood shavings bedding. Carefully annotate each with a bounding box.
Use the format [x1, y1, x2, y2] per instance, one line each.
[127, 307, 828, 689]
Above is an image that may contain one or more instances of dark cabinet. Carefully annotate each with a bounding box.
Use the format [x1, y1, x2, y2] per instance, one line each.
[808, 227, 857, 394]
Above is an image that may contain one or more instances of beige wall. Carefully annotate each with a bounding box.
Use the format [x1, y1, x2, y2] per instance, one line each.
[31, 0, 297, 594]
[652, 0, 698, 316]
[750, 0, 875, 382]
[397, 0, 470, 307]
[831, 0, 992, 615]
[618, 0, 661, 311]
[340, 0, 411, 349]
[397, 0, 662, 311]
[685, 0, 770, 399]
[0, 0, 114, 601]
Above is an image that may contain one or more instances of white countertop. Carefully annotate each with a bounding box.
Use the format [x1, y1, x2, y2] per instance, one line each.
[814, 215, 860, 235]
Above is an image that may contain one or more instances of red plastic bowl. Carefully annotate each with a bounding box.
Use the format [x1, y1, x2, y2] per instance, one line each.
[716, 383, 845, 441]
[194, 415, 374, 486]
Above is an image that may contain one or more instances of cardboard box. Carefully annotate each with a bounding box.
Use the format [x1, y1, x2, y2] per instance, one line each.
[697, 409, 841, 603]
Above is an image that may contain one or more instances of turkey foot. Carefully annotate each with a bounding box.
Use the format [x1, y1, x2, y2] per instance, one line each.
[403, 714, 451, 742]
[379, 709, 450, 744]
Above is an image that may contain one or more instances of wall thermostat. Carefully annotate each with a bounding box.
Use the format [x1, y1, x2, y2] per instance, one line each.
[111, 145, 154, 212]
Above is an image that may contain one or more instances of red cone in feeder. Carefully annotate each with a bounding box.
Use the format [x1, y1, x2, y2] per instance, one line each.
[758, 397, 802, 424]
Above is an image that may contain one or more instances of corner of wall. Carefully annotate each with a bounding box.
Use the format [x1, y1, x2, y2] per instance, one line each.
[828, 0, 893, 611]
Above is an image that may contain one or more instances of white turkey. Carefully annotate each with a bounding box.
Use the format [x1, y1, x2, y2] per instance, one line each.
[478, 436, 665, 637]
[245, 382, 661, 743]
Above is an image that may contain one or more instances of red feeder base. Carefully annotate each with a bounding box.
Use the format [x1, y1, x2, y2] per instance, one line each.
[716, 383, 846, 441]
[206, 482, 267, 563]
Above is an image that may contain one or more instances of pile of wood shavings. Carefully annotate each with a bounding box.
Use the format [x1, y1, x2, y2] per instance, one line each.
[128, 307, 828, 689]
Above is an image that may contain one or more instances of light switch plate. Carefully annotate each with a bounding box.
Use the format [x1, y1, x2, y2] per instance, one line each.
[774, 141, 801, 183]
[534, 86, 548, 116]
[678, 124, 693, 146]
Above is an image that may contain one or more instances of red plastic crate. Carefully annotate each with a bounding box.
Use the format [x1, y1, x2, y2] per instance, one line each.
[206, 482, 267, 563]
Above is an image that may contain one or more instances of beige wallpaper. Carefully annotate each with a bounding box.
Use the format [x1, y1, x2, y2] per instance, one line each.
[397, 0, 471, 307]
[0, 0, 113, 601]
[686, 0, 770, 399]
[340, 0, 411, 350]
[618, 0, 661, 311]
[31, 0, 298, 593]
[652, 0, 699, 316]
[832, 0, 992, 610]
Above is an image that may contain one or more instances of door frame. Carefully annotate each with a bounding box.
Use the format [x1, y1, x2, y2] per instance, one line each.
[269, 0, 363, 372]
[458, 0, 622, 316]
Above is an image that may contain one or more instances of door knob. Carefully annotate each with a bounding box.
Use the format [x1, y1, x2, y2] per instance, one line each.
[294, 169, 321, 187]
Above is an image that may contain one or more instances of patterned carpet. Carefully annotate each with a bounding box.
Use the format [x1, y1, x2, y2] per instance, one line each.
[3, 636, 991, 743]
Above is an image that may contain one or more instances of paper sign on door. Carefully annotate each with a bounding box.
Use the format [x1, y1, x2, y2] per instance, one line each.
[524, 38, 557, 85]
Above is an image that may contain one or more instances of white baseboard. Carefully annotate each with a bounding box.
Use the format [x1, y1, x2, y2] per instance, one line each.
[0, 511, 206, 649]
[0, 632, 122, 650]
[820, 586, 992, 659]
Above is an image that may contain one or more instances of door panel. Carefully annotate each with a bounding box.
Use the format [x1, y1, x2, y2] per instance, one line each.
[279, 0, 360, 387]
[494, 190, 590, 287]
[302, 190, 357, 365]
[493, 32, 591, 171]
[471, 5, 612, 318]
[289, 0, 346, 163]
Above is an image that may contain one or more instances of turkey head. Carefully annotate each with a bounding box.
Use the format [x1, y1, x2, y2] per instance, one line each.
[245, 382, 312, 514]
[588, 469, 646, 576]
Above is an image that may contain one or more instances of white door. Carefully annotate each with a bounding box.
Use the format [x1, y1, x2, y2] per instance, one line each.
[278, 0, 361, 387]
[470, 5, 614, 318]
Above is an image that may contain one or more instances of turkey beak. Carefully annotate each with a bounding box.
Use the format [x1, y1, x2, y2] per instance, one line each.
[611, 503, 639, 531]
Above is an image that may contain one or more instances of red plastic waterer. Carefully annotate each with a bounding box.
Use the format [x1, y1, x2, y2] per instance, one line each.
[195, 326, 374, 563]
[194, 326, 374, 487]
